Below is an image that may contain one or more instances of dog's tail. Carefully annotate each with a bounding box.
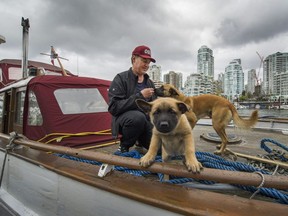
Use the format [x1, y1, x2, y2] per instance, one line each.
[230, 104, 258, 129]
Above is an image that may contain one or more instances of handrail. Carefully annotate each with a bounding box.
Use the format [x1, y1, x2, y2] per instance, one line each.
[0, 132, 287, 190]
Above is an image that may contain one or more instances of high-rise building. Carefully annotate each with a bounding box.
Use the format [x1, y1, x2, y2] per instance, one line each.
[197, 45, 214, 78]
[224, 59, 244, 101]
[247, 69, 256, 95]
[178, 73, 183, 89]
[147, 65, 161, 82]
[263, 52, 288, 103]
[192, 45, 215, 95]
[183, 73, 213, 96]
[217, 73, 225, 93]
[213, 73, 224, 95]
[183, 73, 202, 96]
[163, 71, 182, 89]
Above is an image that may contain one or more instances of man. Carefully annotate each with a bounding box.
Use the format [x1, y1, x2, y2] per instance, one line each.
[108, 45, 157, 153]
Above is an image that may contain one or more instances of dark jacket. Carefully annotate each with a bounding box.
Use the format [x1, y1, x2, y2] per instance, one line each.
[108, 67, 156, 138]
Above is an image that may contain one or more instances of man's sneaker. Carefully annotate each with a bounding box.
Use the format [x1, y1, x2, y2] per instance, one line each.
[117, 145, 129, 153]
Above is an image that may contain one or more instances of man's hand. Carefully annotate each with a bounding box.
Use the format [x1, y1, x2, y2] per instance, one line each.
[141, 88, 154, 99]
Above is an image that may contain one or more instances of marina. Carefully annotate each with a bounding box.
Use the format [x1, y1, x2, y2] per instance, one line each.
[0, 18, 287, 216]
[237, 108, 288, 118]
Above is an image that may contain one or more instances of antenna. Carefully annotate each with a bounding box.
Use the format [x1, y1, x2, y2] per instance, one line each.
[41, 46, 69, 76]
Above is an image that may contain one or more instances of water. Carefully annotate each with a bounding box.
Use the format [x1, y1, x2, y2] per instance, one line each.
[237, 109, 288, 118]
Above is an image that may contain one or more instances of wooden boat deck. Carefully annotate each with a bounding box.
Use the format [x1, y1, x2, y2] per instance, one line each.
[0, 123, 287, 215]
[94, 124, 288, 163]
[86, 123, 288, 202]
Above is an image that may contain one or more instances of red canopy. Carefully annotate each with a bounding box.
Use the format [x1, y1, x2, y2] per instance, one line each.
[23, 75, 113, 147]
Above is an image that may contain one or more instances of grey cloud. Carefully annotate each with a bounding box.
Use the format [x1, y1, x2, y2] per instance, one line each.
[23, 0, 164, 59]
[214, 1, 288, 46]
[1, 0, 288, 81]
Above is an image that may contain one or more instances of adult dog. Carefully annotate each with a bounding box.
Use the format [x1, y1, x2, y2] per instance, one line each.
[155, 84, 258, 155]
[136, 97, 202, 173]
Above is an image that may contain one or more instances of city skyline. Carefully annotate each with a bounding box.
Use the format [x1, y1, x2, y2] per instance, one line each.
[156, 49, 288, 103]
[1, 0, 288, 82]
[159, 46, 261, 86]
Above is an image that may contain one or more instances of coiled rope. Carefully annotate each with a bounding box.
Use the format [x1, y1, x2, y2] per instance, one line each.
[260, 138, 288, 162]
[55, 138, 288, 204]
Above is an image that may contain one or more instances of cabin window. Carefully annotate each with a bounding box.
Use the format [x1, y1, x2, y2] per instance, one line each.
[15, 91, 25, 125]
[54, 88, 108, 114]
[8, 67, 22, 80]
[28, 90, 43, 126]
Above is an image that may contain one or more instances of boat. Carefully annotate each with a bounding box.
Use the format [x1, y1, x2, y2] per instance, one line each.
[280, 104, 288, 110]
[0, 18, 287, 215]
[270, 104, 288, 110]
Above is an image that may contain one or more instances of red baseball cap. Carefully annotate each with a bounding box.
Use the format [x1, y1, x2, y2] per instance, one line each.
[132, 45, 156, 63]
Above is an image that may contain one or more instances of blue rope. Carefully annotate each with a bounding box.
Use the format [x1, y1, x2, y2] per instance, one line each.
[196, 152, 270, 174]
[192, 151, 288, 204]
[55, 144, 288, 205]
[56, 152, 152, 176]
[260, 138, 288, 162]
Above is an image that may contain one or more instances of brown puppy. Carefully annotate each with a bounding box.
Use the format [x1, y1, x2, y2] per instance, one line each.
[136, 97, 202, 173]
[155, 84, 258, 155]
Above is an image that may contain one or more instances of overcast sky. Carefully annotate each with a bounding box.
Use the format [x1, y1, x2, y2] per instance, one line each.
[1, 0, 288, 82]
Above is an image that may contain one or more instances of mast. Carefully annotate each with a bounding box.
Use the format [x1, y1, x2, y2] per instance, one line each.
[40, 46, 69, 76]
[51, 46, 68, 76]
[21, 17, 30, 78]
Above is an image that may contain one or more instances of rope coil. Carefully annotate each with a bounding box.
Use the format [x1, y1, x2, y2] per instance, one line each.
[260, 138, 288, 162]
[56, 143, 288, 204]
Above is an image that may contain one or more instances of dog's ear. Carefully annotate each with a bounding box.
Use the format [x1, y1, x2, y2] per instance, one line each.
[177, 102, 190, 114]
[136, 99, 152, 113]
[169, 88, 179, 96]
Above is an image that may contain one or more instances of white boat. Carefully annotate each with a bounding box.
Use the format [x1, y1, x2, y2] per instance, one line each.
[280, 104, 288, 110]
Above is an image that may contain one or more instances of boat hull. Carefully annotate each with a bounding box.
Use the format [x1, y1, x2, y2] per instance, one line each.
[0, 151, 180, 216]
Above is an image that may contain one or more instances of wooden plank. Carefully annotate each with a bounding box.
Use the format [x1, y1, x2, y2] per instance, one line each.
[1, 143, 287, 215]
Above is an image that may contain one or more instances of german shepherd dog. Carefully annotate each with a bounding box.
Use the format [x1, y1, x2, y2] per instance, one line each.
[136, 97, 202, 173]
[155, 84, 258, 155]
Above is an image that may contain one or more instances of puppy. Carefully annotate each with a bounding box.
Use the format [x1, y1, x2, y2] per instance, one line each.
[155, 84, 258, 155]
[136, 97, 202, 173]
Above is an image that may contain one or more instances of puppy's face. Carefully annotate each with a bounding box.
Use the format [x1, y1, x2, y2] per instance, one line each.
[136, 98, 189, 134]
[155, 84, 179, 98]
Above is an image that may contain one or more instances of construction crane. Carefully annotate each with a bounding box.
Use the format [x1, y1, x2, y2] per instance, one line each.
[254, 51, 264, 97]
[255, 51, 264, 86]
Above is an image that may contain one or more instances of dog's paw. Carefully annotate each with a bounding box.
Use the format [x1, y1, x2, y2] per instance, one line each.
[214, 148, 230, 156]
[185, 159, 203, 173]
[139, 155, 155, 167]
[214, 149, 222, 155]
